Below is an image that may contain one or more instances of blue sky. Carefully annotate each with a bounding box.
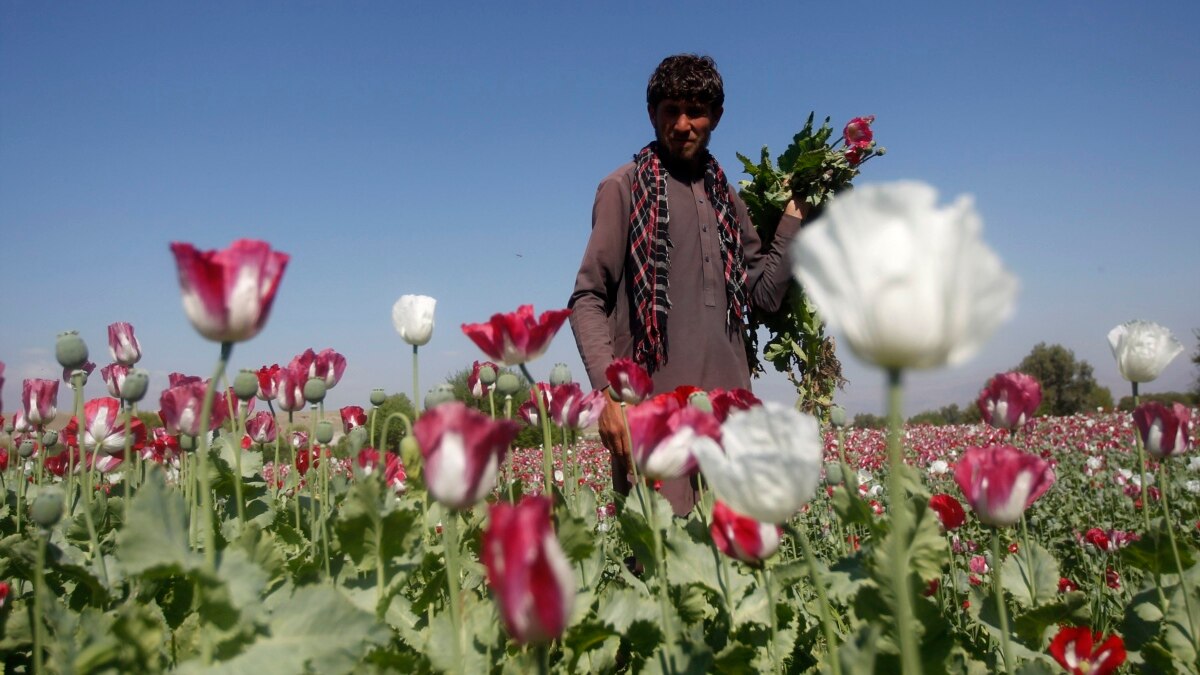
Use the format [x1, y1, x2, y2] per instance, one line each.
[2, 1, 1197, 418]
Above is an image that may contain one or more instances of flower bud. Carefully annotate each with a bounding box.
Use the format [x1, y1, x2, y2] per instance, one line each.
[315, 420, 334, 444]
[478, 365, 497, 386]
[369, 389, 388, 407]
[303, 378, 326, 404]
[496, 373, 520, 397]
[41, 431, 58, 447]
[400, 436, 420, 470]
[121, 369, 150, 403]
[18, 439, 36, 458]
[233, 369, 259, 401]
[55, 331, 89, 370]
[875, 146, 887, 156]
[347, 426, 369, 453]
[424, 383, 456, 410]
[829, 405, 846, 428]
[180, 434, 196, 452]
[30, 487, 65, 528]
[824, 462, 844, 486]
[4, 420, 13, 433]
[548, 363, 572, 386]
[687, 391, 712, 413]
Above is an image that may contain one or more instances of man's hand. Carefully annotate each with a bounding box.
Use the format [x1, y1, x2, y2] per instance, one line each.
[784, 197, 810, 220]
[598, 395, 631, 466]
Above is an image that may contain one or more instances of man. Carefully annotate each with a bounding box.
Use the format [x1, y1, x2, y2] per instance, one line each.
[568, 54, 807, 516]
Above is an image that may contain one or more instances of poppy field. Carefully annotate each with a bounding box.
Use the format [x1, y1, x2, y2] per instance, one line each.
[1, 181, 1198, 674]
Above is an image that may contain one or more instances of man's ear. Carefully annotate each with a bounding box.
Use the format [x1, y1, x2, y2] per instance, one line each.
[711, 105, 724, 131]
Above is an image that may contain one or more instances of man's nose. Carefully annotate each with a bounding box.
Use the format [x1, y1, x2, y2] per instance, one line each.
[672, 114, 692, 132]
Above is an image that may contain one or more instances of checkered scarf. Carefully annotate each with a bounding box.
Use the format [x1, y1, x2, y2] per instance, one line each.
[628, 142, 748, 373]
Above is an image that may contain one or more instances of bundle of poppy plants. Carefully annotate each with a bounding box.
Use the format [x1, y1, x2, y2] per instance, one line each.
[0, 232, 1196, 674]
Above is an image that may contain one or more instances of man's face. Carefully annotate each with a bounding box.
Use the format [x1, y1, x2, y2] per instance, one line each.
[649, 99, 722, 165]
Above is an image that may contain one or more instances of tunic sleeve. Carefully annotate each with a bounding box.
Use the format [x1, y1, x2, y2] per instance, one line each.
[569, 172, 632, 391]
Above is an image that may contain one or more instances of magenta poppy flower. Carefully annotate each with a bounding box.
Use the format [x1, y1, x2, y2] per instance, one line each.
[461, 304, 572, 366]
[414, 402, 519, 510]
[467, 360, 498, 399]
[843, 115, 875, 148]
[81, 397, 146, 455]
[169, 239, 289, 343]
[977, 372, 1042, 430]
[953, 444, 1056, 527]
[604, 358, 653, 405]
[274, 362, 307, 413]
[709, 387, 762, 423]
[291, 348, 347, 389]
[482, 496, 575, 644]
[61, 361, 95, 383]
[517, 399, 541, 427]
[100, 363, 130, 399]
[549, 383, 607, 431]
[0, 581, 8, 610]
[255, 364, 280, 401]
[246, 410, 277, 444]
[168, 372, 201, 387]
[107, 322, 142, 366]
[22, 378, 59, 426]
[159, 381, 228, 437]
[340, 405, 368, 433]
[627, 394, 721, 480]
[929, 493, 966, 531]
[1048, 626, 1126, 675]
[1132, 401, 1192, 458]
[710, 500, 782, 565]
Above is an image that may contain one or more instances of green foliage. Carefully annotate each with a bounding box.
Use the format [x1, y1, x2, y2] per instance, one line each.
[851, 412, 886, 429]
[1117, 390, 1199, 410]
[368, 393, 417, 452]
[1014, 342, 1113, 415]
[737, 113, 876, 418]
[441, 364, 565, 448]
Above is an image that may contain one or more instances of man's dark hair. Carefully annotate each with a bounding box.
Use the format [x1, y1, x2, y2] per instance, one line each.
[646, 54, 724, 110]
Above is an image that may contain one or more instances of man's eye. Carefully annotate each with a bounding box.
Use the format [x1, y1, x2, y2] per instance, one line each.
[686, 106, 708, 118]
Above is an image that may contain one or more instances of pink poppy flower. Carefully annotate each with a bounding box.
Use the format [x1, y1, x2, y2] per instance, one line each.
[482, 496, 575, 644]
[107, 322, 142, 365]
[627, 394, 721, 480]
[340, 405, 368, 433]
[169, 239, 289, 343]
[246, 411, 277, 444]
[710, 500, 782, 565]
[1132, 401, 1192, 458]
[843, 115, 875, 148]
[605, 358, 653, 405]
[22, 378, 59, 426]
[1048, 626, 1125, 675]
[953, 444, 1055, 527]
[977, 372, 1042, 430]
[414, 402, 519, 510]
[461, 304, 572, 366]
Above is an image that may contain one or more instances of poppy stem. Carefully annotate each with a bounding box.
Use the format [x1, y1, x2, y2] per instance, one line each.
[1159, 461, 1199, 650]
[884, 368, 921, 675]
[794, 522, 841, 674]
[992, 529, 1014, 674]
[442, 510, 465, 668]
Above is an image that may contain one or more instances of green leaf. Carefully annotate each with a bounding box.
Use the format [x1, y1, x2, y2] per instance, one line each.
[1121, 518, 1196, 574]
[999, 541, 1060, 608]
[872, 497, 947, 585]
[1010, 593, 1090, 648]
[335, 477, 418, 573]
[184, 584, 388, 674]
[557, 510, 596, 564]
[116, 468, 203, 578]
[1160, 580, 1199, 665]
[598, 587, 661, 635]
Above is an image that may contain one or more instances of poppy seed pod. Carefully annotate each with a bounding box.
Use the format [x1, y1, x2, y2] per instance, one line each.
[55, 331, 89, 370]
[549, 363, 572, 386]
[370, 389, 387, 407]
[18, 439, 36, 458]
[30, 488, 66, 528]
[121, 369, 150, 403]
[315, 420, 334, 444]
[179, 434, 196, 452]
[233, 369, 259, 401]
[400, 436, 420, 470]
[303, 378, 326, 404]
[687, 391, 712, 413]
[496, 373, 521, 397]
[347, 426, 368, 453]
[41, 431, 58, 448]
[478, 365, 497, 386]
[829, 405, 846, 428]
[424, 383, 456, 410]
[824, 462, 844, 486]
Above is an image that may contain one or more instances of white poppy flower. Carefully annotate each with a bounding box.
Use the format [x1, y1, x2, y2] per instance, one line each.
[792, 181, 1017, 370]
[1107, 320, 1183, 383]
[392, 294, 437, 346]
[693, 402, 823, 524]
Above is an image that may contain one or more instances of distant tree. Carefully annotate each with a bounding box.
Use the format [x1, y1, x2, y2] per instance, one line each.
[1116, 391, 1199, 411]
[441, 366, 564, 448]
[1192, 329, 1200, 397]
[907, 409, 947, 426]
[851, 413, 886, 429]
[1014, 343, 1113, 416]
[369, 393, 418, 452]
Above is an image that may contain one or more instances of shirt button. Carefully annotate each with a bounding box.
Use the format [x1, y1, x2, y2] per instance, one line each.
[698, 198, 705, 204]
[704, 256, 710, 262]
[702, 226, 708, 232]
